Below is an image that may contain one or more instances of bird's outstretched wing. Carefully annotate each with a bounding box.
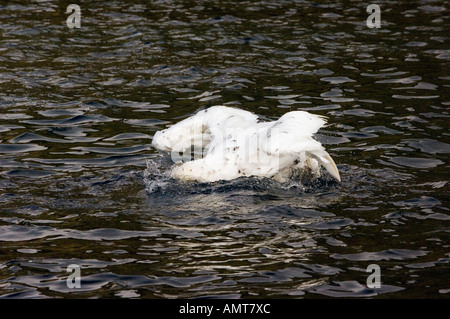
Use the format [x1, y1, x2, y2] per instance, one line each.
[152, 105, 258, 153]
[258, 111, 340, 181]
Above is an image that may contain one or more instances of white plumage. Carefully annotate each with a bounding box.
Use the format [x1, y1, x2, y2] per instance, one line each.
[152, 106, 340, 183]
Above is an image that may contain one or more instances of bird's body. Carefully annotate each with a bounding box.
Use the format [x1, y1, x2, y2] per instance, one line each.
[152, 106, 340, 183]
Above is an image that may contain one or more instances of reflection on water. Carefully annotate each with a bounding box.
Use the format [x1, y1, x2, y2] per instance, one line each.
[0, 0, 449, 298]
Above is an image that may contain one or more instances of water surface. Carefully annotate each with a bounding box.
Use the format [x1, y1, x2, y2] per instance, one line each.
[0, 0, 449, 298]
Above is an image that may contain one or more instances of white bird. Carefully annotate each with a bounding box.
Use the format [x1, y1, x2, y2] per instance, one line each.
[152, 105, 340, 183]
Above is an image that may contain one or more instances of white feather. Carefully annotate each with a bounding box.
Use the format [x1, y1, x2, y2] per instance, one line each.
[152, 106, 340, 183]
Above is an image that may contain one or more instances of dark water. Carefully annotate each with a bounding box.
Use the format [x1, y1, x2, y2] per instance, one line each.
[0, 0, 449, 298]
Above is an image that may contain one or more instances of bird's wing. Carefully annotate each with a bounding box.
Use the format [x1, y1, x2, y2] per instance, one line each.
[259, 111, 327, 155]
[152, 105, 258, 153]
[258, 111, 341, 181]
[152, 110, 208, 152]
[203, 105, 259, 137]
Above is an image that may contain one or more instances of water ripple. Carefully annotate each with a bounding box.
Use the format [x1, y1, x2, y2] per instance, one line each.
[0, 0, 448, 299]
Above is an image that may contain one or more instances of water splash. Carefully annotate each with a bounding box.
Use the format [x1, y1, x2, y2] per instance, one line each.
[143, 155, 339, 198]
[143, 158, 173, 194]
